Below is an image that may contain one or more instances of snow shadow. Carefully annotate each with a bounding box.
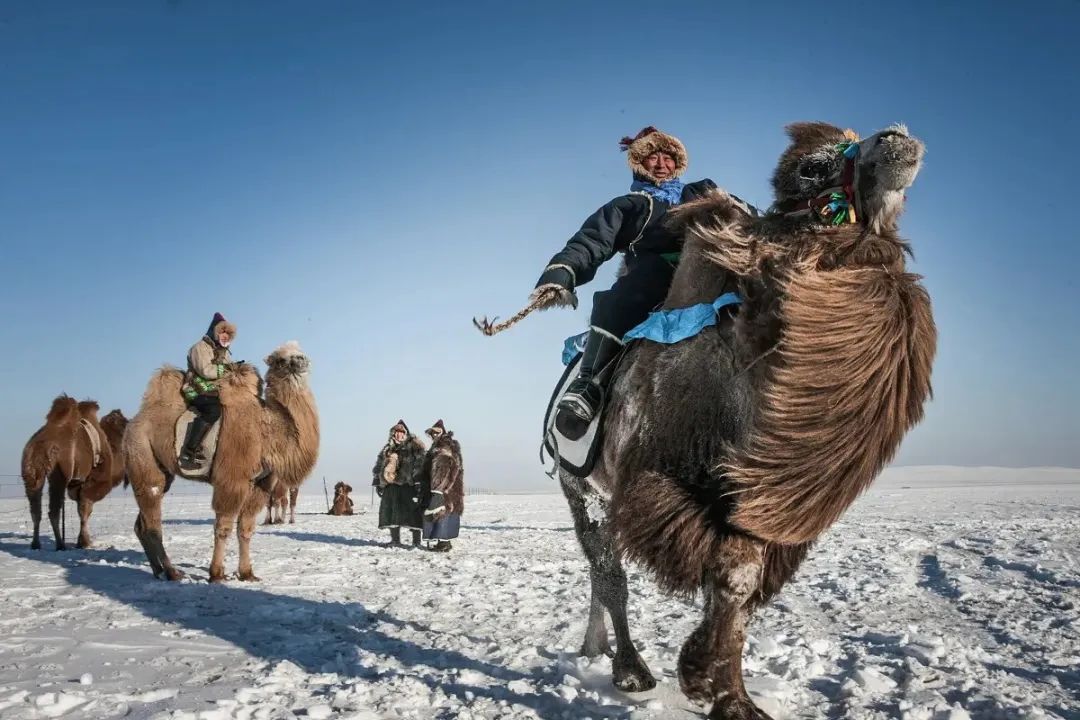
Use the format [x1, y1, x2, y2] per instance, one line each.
[272, 530, 390, 549]
[0, 539, 629, 720]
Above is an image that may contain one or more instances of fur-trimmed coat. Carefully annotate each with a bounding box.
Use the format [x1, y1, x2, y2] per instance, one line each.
[534, 180, 720, 291]
[372, 435, 426, 488]
[419, 433, 464, 516]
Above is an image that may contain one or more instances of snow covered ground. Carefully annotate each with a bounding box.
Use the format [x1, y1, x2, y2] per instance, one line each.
[0, 468, 1077, 720]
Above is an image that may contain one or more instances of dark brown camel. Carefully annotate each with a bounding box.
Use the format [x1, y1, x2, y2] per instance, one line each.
[556, 122, 935, 719]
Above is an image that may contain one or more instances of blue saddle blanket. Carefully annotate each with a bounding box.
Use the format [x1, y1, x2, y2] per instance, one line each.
[561, 292, 742, 365]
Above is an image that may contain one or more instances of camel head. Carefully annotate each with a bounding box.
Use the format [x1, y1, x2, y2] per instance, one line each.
[265, 341, 311, 385]
[772, 121, 924, 234]
[100, 409, 128, 436]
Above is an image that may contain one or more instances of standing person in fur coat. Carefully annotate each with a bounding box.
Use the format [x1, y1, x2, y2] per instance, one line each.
[372, 420, 426, 547]
[419, 420, 464, 552]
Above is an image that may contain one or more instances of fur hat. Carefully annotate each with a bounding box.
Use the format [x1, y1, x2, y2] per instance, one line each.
[389, 419, 410, 439]
[619, 126, 688, 183]
[206, 312, 237, 343]
[426, 419, 447, 437]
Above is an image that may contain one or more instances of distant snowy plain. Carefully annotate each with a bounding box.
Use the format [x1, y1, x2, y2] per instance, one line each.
[0, 467, 1076, 719]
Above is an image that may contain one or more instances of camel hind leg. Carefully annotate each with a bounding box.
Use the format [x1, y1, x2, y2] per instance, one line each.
[559, 472, 656, 692]
[288, 487, 298, 524]
[76, 494, 94, 549]
[47, 469, 67, 551]
[131, 462, 184, 581]
[24, 473, 45, 550]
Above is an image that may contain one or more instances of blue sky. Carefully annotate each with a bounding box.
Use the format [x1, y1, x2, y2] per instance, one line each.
[2, 0, 1078, 490]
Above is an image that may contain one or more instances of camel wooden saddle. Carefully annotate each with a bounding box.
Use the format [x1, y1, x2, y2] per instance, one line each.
[173, 411, 222, 481]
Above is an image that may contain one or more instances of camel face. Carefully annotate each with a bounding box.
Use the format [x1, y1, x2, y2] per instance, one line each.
[857, 124, 925, 234]
[265, 342, 310, 381]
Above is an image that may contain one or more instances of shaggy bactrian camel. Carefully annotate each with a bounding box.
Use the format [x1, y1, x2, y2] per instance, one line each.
[548, 123, 935, 719]
[124, 342, 319, 582]
[21, 397, 114, 550]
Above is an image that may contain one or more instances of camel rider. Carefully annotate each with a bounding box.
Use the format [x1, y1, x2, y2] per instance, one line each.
[180, 312, 238, 470]
[531, 127, 721, 440]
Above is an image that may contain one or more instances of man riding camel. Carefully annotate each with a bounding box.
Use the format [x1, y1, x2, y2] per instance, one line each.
[179, 312, 238, 470]
[530, 127, 741, 439]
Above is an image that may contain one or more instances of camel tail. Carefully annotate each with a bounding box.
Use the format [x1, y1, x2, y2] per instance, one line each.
[726, 263, 937, 545]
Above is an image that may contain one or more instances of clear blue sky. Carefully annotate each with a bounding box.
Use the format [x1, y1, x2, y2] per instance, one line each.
[2, 1, 1078, 490]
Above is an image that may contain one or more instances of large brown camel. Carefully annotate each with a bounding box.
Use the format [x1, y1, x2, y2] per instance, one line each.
[21, 397, 113, 550]
[67, 409, 129, 549]
[123, 342, 319, 582]
[553, 123, 935, 719]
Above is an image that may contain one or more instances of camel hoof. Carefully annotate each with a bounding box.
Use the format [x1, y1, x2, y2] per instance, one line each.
[165, 567, 186, 582]
[612, 651, 656, 692]
[208, 573, 227, 584]
[76, 538, 92, 550]
[288, 518, 295, 524]
[55, 542, 67, 552]
[709, 696, 774, 720]
[30, 539, 41, 550]
[237, 571, 261, 582]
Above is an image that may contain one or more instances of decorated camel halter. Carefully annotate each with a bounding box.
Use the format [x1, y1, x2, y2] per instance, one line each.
[783, 134, 863, 226]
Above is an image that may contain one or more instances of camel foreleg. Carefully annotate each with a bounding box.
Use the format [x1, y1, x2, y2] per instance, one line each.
[678, 536, 772, 720]
[24, 474, 45, 550]
[236, 487, 266, 581]
[76, 494, 94, 549]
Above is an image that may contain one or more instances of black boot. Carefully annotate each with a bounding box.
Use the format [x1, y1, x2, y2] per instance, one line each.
[555, 328, 624, 441]
[179, 417, 213, 470]
[389, 527, 401, 546]
[411, 530, 422, 548]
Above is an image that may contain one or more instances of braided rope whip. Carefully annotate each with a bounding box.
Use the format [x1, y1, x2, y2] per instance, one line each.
[472, 288, 559, 337]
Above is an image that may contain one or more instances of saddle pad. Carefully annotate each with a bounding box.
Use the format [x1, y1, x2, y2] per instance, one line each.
[174, 410, 222, 480]
[542, 353, 604, 477]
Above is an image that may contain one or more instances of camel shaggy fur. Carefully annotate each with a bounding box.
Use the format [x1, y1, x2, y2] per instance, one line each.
[559, 122, 935, 719]
[21, 396, 115, 550]
[123, 342, 319, 582]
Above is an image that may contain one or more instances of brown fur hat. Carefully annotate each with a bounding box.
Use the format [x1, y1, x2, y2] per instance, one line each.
[388, 419, 410, 439]
[619, 126, 688, 183]
[207, 312, 237, 343]
[426, 419, 447, 437]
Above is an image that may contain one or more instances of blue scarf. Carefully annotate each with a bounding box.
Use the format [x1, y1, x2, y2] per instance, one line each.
[630, 178, 685, 205]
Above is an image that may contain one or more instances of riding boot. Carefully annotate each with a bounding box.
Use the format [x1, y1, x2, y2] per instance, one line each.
[555, 328, 624, 441]
[389, 527, 401, 546]
[179, 416, 213, 470]
[411, 529, 422, 547]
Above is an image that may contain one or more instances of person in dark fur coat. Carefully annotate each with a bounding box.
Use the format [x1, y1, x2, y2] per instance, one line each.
[418, 420, 464, 552]
[371, 420, 426, 547]
[530, 127, 753, 441]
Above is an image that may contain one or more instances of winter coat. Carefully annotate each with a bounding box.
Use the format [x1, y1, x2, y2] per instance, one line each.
[534, 179, 719, 291]
[372, 435, 427, 489]
[419, 433, 464, 517]
[182, 337, 233, 400]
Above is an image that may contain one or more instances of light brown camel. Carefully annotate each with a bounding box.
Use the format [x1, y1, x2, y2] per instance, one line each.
[21, 396, 113, 550]
[67, 409, 129, 548]
[263, 482, 298, 525]
[123, 342, 319, 582]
